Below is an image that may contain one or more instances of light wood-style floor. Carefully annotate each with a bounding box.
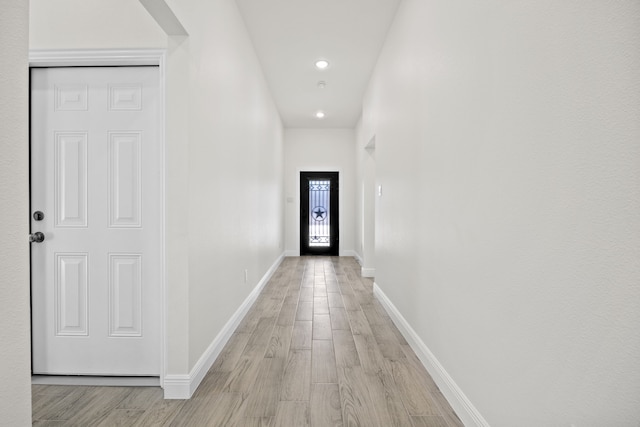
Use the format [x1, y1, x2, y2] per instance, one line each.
[32, 257, 463, 427]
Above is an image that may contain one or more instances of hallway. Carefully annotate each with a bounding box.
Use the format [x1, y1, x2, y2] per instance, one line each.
[32, 257, 462, 426]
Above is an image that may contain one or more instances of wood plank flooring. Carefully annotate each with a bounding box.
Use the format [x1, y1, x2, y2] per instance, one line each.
[32, 257, 463, 427]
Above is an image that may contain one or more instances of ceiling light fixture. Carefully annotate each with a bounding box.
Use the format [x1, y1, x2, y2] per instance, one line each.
[315, 59, 329, 70]
[315, 111, 326, 119]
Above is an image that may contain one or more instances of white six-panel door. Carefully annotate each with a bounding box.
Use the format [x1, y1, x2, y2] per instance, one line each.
[30, 67, 161, 376]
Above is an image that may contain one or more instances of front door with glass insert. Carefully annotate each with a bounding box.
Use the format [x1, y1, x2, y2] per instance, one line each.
[300, 172, 339, 256]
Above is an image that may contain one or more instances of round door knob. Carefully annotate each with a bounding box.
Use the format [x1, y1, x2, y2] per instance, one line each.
[29, 232, 45, 243]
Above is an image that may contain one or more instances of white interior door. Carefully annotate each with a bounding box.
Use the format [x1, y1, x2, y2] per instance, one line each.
[30, 66, 161, 376]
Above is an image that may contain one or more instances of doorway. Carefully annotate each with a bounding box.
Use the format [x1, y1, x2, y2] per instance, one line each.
[30, 65, 162, 376]
[300, 171, 339, 256]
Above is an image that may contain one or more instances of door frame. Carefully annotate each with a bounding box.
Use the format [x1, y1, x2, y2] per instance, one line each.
[295, 167, 343, 256]
[300, 171, 339, 256]
[29, 49, 167, 388]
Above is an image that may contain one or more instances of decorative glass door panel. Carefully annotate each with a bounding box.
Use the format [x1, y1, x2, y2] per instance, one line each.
[309, 180, 330, 247]
[300, 172, 339, 256]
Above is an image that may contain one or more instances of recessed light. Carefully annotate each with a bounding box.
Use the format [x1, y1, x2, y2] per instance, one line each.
[315, 111, 326, 119]
[315, 59, 329, 70]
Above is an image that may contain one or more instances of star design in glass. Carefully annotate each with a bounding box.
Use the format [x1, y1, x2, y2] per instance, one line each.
[313, 207, 327, 221]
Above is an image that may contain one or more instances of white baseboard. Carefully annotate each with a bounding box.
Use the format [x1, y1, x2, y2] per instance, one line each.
[283, 251, 360, 258]
[373, 283, 490, 427]
[352, 251, 364, 266]
[163, 253, 285, 399]
[163, 375, 191, 399]
[361, 267, 375, 278]
[351, 252, 375, 277]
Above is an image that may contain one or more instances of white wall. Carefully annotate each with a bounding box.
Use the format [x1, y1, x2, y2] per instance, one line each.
[354, 118, 376, 275]
[354, 119, 364, 263]
[284, 129, 355, 256]
[30, 0, 166, 49]
[362, 0, 640, 425]
[0, 2, 32, 425]
[30, 0, 284, 389]
[164, 0, 284, 369]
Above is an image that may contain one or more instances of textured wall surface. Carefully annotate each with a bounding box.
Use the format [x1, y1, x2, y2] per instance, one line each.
[0, 1, 32, 425]
[361, 0, 640, 425]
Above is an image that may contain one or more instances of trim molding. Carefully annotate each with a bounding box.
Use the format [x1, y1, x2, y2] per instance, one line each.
[29, 49, 165, 67]
[361, 267, 375, 278]
[352, 252, 375, 277]
[284, 251, 361, 258]
[373, 283, 490, 427]
[163, 375, 190, 399]
[352, 251, 364, 265]
[163, 253, 286, 399]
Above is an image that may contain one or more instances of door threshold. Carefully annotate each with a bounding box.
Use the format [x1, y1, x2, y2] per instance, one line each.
[32, 375, 160, 387]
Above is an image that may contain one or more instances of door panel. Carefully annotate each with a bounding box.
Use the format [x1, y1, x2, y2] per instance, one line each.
[55, 253, 89, 336]
[109, 254, 143, 337]
[109, 132, 142, 227]
[55, 132, 88, 227]
[30, 67, 161, 376]
[300, 172, 339, 256]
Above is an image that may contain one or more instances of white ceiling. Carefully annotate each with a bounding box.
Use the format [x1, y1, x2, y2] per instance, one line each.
[235, 0, 401, 129]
